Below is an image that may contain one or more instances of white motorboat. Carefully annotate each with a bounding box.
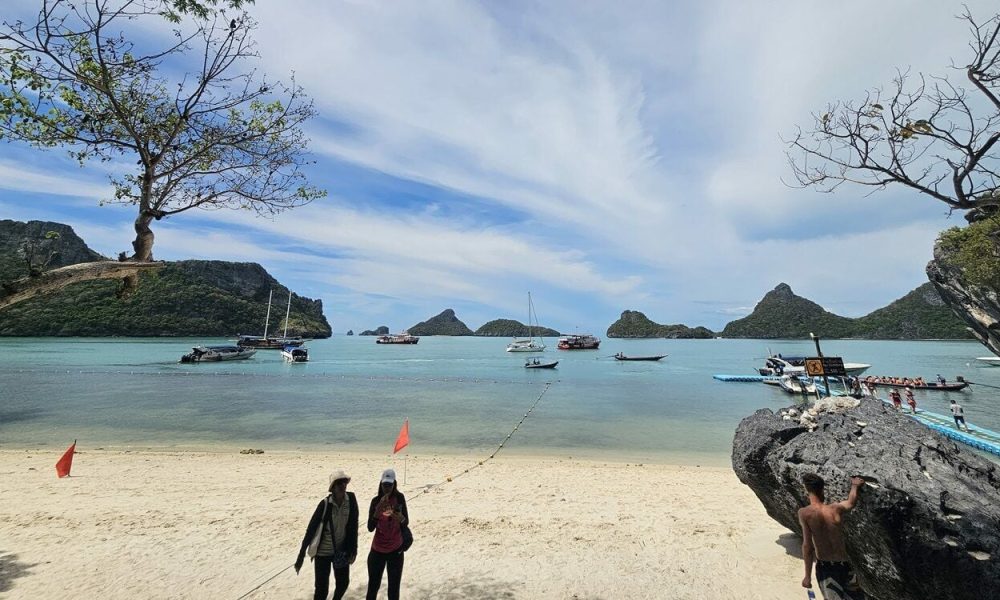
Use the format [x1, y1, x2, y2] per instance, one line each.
[507, 292, 546, 352]
[975, 356, 1000, 366]
[759, 355, 871, 377]
[180, 345, 256, 363]
[778, 374, 817, 395]
[281, 346, 309, 362]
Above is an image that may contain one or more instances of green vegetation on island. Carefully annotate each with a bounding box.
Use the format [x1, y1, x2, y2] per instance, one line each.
[474, 319, 560, 338]
[407, 309, 474, 336]
[606, 310, 714, 338]
[721, 282, 970, 339]
[0, 221, 331, 337]
[360, 326, 390, 336]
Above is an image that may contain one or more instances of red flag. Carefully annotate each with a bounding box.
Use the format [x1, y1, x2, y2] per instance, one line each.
[393, 419, 409, 454]
[55, 440, 76, 478]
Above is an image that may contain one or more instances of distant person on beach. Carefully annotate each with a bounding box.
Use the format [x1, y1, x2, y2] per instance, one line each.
[904, 388, 916, 414]
[295, 469, 359, 600]
[367, 468, 409, 600]
[950, 399, 969, 431]
[799, 473, 867, 600]
[889, 388, 902, 410]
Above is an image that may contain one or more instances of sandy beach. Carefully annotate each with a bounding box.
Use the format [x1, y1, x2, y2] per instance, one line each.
[0, 448, 802, 599]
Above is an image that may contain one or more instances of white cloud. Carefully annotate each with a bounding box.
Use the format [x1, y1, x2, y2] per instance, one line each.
[2, 0, 991, 330]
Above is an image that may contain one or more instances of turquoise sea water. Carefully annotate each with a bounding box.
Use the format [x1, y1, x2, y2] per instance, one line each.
[2, 337, 998, 464]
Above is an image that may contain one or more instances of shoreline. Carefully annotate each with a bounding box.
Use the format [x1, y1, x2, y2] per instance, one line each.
[0, 442, 735, 468]
[1, 448, 801, 599]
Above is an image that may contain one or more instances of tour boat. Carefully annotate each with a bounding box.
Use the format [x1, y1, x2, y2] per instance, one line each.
[557, 334, 601, 350]
[376, 333, 420, 344]
[236, 290, 306, 349]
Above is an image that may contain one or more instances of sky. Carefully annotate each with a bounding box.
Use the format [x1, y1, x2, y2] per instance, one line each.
[1, 0, 994, 334]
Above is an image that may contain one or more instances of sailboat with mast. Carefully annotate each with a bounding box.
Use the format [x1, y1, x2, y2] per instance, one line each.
[506, 292, 546, 352]
[237, 289, 306, 349]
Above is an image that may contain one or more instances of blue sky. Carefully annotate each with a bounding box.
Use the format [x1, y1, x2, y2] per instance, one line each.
[1, 0, 992, 333]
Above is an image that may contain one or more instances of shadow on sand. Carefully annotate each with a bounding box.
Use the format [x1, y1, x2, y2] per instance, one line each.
[0, 551, 37, 594]
[408, 576, 586, 600]
[776, 532, 804, 559]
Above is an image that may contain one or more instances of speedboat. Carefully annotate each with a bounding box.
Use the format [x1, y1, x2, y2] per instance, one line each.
[281, 346, 309, 362]
[778, 374, 817, 395]
[180, 345, 256, 363]
[975, 356, 1000, 366]
[759, 355, 870, 377]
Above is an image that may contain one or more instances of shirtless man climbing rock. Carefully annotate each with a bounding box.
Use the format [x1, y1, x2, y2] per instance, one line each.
[799, 473, 866, 600]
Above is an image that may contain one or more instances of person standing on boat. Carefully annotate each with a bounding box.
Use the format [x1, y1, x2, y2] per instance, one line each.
[889, 388, 902, 410]
[367, 468, 409, 600]
[295, 470, 359, 600]
[950, 399, 969, 431]
[904, 388, 917, 414]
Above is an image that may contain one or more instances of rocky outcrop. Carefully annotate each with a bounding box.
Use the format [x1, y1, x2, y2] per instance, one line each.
[928, 239, 1000, 357]
[360, 326, 389, 336]
[408, 309, 473, 336]
[474, 318, 560, 338]
[606, 310, 714, 338]
[0, 219, 106, 281]
[346, 330, 354, 336]
[732, 398, 1000, 600]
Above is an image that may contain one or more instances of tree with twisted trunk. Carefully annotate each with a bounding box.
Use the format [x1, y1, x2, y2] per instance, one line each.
[0, 0, 323, 306]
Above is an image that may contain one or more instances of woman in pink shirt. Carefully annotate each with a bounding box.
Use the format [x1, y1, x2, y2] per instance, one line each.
[366, 468, 409, 600]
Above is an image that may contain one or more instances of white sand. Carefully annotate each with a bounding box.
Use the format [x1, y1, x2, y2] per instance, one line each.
[0, 448, 803, 599]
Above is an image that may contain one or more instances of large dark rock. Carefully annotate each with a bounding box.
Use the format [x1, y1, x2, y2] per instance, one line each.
[732, 398, 1000, 600]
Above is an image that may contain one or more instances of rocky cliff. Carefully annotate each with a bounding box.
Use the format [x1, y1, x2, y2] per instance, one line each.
[606, 310, 714, 338]
[360, 326, 389, 336]
[732, 398, 1000, 600]
[928, 221, 1000, 357]
[0, 219, 105, 280]
[0, 220, 331, 337]
[407, 309, 473, 336]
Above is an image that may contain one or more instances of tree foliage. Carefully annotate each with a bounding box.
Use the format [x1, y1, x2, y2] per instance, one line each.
[0, 0, 324, 264]
[786, 8, 1000, 214]
[937, 215, 1000, 290]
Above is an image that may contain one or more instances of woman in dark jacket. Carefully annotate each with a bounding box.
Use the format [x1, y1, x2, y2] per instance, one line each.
[366, 468, 409, 600]
[296, 469, 359, 600]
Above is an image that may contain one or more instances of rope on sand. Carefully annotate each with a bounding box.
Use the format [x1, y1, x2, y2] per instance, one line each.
[232, 380, 555, 599]
[234, 565, 292, 600]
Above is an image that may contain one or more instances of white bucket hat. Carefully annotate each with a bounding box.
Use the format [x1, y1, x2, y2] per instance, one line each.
[329, 469, 351, 485]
